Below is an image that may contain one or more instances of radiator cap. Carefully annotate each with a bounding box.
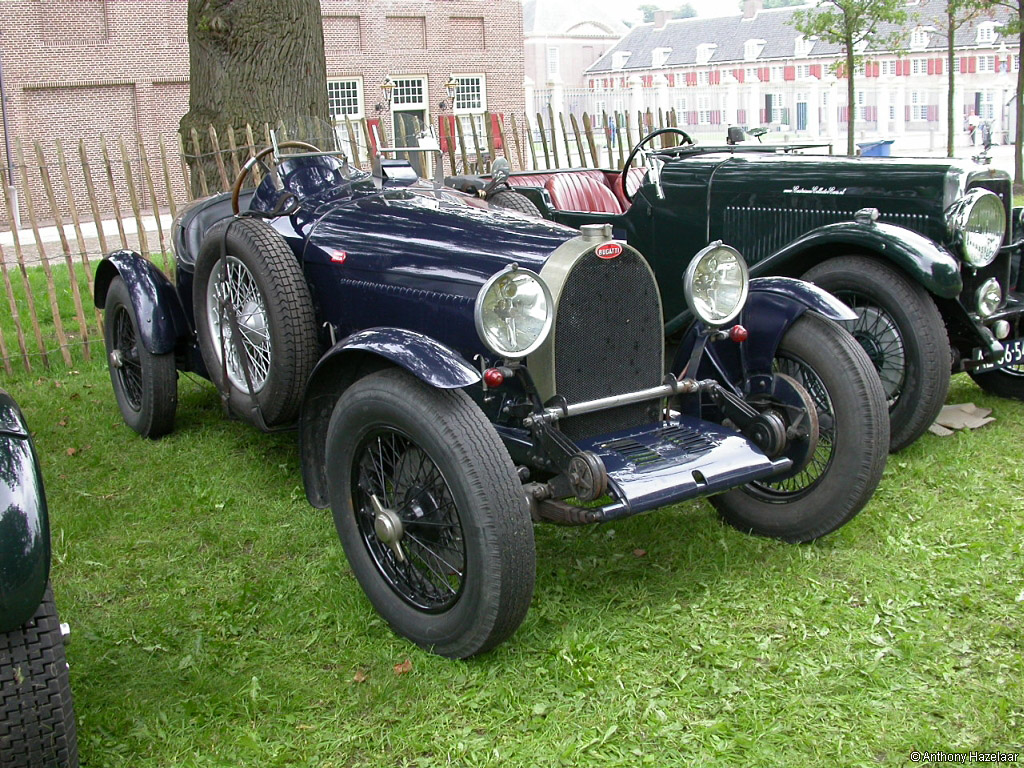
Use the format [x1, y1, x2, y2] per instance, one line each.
[580, 223, 613, 241]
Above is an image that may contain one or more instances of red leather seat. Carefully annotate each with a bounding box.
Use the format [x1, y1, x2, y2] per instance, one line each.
[544, 173, 623, 214]
[612, 167, 648, 209]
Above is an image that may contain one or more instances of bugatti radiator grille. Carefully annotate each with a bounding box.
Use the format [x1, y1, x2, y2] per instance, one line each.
[554, 249, 663, 441]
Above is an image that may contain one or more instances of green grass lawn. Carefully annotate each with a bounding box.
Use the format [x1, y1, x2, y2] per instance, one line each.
[3, 361, 1023, 767]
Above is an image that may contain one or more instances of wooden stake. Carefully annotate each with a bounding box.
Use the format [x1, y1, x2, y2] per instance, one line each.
[225, 125, 242, 180]
[79, 141, 110, 255]
[138, 135, 169, 273]
[455, 117, 469, 174]
[569, 113, 585, 168]
[118, 137, 150, 258]
[582, 113, 599, 167]
[159, 135, 178, 221]
[0, 239, 31, 372]
[100, 136, 129, 249]
[509, 113, 524, 171]
[55, 139, 103, 338]
[16, 140, 72, 365]
[207, 125, 230, 193]
[559, 112, 573, 167]
[547, 105, 560, 168]
[34, 140, 90, 360]
[536, 113, 551, 169]
[1, 179, 47, 366]
[344, 115, 361, 168]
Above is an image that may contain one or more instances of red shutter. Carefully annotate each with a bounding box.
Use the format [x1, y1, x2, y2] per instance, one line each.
[903, 59, 911, 75]
[784, 65, 795, 80]
[840, 106, 848, 123]
[711, 110, 721, 125]
[836, 63, 845, 78]
[733, 68, 744, 82]
[929, 105, 938, 121]
[490, 113, 504, 149]
[873, 62, 880, 77]
[810, 64, 822, 78]
[760, 108, 767, 122]
[895, 61, 903, 75]
[935, 58, 943, 75]
[713, 70, 721, 84]
[969, 56, 977, 73]
[667, 73, 675, 86]
[438, 115, 454, 152]
[588, 79, 594, 89]
[961, 57, 968, 73]
[367, 118, 382, 155]
[688, 110, 698, 124]
[865, 63, 873, 78]
[927, 59, 934, 75]
[738, 108, 746, 123]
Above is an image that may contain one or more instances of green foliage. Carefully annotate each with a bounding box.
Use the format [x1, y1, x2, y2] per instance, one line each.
[3, 359, 1023, 767]
[791, 0, 907, 52]
[640, 3, 698, 21]
[739, 0, 805, 9]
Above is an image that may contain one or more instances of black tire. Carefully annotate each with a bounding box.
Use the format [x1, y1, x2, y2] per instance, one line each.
[711, 312, 889, 543]
[804, 255, 949, 452]
[0, 584, 78, 768]
[193, 217, 318, 427]
[103, 276, 177, 438]
[488, 189, 541, 217]
[969, 367, 1024, 398]
[326, 368, 535, 658]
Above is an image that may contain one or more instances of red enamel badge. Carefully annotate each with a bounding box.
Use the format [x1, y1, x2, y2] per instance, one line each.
[595, 243, 622, 260]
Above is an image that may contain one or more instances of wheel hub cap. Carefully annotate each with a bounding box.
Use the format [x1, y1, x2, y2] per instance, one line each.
[370, 494, 406, 562]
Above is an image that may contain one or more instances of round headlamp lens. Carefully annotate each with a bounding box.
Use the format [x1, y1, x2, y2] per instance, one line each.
[976, 277, 1002, 317]
[962, 191, 1005, 267]
[683, 243, 749, 326]
[475, 266, 553, 358]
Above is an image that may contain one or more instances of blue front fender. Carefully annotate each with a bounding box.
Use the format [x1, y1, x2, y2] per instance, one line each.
[299, 328, 481, 508]
[94, 250, 191, 355]
[671, 277, 854, 381]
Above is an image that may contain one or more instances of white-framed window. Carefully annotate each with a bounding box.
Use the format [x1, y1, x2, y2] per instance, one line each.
[745, 67, 758, 81]
[977, 21, 996, 44]
[822, 90, 829, 108]
[546, 46, 560, 78]
[613, 51, 631, 70]
[979, 90, 995, 119]
[881, 60, 896, 75]
[855, 61, 866, 77]
[327, 78, 363, 119]
[744, 39, 766, 61]
[696, 43, 716, 65]
[796, 64, 810, 78]
[857, 90, 868, 120]
[953, 55, 961, 72]
[889, 104, 896, 120]
[978, 55, 996, 73]
[1014, 55, 1020, 72]
[771, 65, 783, 81]
[392, 76, 426, 107]
[910, 26, 930, 50]
[653, 47, 673, 68]
[675, 96, 689, 120]
[912, 57, 928, 75]
[911, 90, 927, 121]
[698, 70, 709, 85]
[697, 95, 711, 124]
[766, 92, 784, 122]
[453, 75, 485, 113]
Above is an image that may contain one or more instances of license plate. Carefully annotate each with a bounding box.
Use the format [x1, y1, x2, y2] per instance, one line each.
[975, 337, 1024, 373]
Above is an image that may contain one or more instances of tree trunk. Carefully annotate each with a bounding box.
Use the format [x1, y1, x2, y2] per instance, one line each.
[846, 44, 856, 156]
[180, 0, 330, 196]
[1016, 15, 1024, 192]
[947, 7, 956, 158]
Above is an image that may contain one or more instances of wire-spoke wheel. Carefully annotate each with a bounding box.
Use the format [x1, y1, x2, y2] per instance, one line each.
[711, 313, 889, 543]
[103, 276, 177, 438]
[194, 217, 317, 428]
[206, 255, 272, 391]
[326, 368, 535, 658]
[804, 255, 949, 452]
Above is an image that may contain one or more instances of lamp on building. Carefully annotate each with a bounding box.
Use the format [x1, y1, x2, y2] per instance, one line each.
[375, 77, 394, 113]
[438, 75, 459, 111]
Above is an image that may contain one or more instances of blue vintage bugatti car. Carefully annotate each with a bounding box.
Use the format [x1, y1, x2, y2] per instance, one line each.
[94, 137, 887, 658]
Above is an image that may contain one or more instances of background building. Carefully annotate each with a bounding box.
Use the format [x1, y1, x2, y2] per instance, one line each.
[583, 0, 1017, 147]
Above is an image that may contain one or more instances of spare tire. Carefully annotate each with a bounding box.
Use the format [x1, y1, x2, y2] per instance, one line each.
[488, 189, 541, 217]
[193, 217, 318, 427]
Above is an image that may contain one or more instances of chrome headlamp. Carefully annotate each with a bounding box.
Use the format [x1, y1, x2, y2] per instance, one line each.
[474, 264, 553, 359]
[976, 277, 1002, 317]
[683, 242, 749, 326]
[947, 188, 1006, 267]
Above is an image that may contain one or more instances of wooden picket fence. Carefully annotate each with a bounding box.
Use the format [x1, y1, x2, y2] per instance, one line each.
[0, 106, 693, 375]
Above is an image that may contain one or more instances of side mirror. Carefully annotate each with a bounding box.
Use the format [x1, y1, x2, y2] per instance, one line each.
[647, 155, 666, 200]
[491, 157, 510, 183]
[726, 126, 745, 145]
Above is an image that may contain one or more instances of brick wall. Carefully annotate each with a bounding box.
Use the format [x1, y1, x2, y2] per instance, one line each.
[0, 0, 525, 225]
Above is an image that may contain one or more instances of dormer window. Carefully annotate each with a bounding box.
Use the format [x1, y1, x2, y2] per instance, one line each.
[794, 35, 813, 58]
[743, 38, 766, 61]
[977, 22, 996, 44]
[854, 39, 869, 54]
[652, 47, 673, 68]
[910, 26, 930, 50]
[696, 43, 717, 65]
[613, 51, 632, 70]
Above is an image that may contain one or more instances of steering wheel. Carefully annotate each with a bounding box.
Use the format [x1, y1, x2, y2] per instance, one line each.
[620, 128, 694, 204]
[231, 140, 322, 214]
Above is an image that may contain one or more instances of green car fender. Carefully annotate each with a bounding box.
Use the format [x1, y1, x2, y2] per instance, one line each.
[749, 219, 963, 300]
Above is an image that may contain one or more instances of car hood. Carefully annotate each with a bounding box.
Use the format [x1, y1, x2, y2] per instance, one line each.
[303, 185, 576, 290]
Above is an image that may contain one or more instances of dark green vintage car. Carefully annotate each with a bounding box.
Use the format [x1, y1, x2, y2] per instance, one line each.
[0, 389, 77, 767]
[451, 130, 1023, 451]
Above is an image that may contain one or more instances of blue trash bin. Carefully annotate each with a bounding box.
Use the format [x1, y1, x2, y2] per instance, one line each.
[857, 139, 894, 157]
